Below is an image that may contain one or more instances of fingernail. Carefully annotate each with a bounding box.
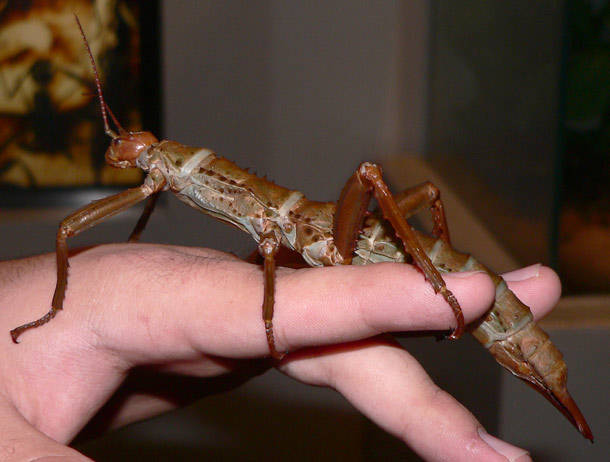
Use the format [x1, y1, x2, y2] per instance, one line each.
[501, 263, 541, 282]
[515, 455, 533, 462]
[478, 428, 531, 462]
[450, 270, 487, 279]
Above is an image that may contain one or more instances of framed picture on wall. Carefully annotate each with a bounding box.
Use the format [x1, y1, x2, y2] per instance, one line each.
[0, 0, 160, 207]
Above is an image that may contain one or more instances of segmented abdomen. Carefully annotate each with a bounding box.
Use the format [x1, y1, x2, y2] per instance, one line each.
[352, 220, 568, 388]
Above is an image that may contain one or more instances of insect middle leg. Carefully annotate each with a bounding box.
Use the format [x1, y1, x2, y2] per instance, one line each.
[258, 232, 284, 359]
[333, 163, 464, 339]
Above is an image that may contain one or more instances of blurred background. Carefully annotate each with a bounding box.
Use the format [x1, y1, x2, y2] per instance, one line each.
[0, 1, 607, 460]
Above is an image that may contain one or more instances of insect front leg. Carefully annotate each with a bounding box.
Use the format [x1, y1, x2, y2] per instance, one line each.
[333, 163, 464, 339]
[10, 171, 166, 343]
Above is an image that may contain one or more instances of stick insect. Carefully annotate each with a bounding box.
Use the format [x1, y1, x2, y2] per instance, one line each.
[10, 16, 593, 442]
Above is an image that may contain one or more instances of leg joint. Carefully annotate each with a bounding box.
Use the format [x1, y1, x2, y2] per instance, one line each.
[421, 181, 441, 202]
[358, 162, 382, 181]
[57, 226, 72, 239]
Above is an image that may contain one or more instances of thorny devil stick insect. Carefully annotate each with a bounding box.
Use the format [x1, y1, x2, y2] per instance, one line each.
[11, 16, 593, 441]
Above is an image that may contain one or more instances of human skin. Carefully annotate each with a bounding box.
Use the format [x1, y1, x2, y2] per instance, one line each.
[0, 244, 559, 461]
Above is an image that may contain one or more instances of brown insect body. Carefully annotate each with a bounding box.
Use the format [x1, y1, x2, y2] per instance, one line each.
[137, 140, 343, 267]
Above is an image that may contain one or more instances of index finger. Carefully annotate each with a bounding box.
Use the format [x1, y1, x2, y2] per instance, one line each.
[48, 246, 557, 363]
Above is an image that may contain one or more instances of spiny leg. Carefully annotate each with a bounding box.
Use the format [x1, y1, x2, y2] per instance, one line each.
[128, 192, 160, 242]
[10, 173, 165, 343]
[333, 163, 464, 339]
[362, 165, 464, 338]
[258, 232, 284, 359]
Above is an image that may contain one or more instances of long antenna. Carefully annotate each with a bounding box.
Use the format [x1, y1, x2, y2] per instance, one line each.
[105, 102, 126, 134]
[74, 13, 117, 138]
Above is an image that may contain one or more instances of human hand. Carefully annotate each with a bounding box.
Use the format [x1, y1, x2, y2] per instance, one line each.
[0, 244, 559, 461]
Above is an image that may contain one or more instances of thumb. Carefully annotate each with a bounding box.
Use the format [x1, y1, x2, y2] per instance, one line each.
[0, 397, 91, 462]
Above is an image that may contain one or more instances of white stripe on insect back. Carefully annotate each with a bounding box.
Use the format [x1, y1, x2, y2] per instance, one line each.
[179, 148, 214, 176]
[276, 191, 304, 247]
[474, 279, 534, 348]
[462, 255, 479, 272]
[278, 191, 304, 216]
